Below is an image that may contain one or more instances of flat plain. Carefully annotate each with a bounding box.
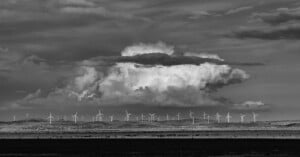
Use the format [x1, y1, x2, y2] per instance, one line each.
[1, 119, 300, 139]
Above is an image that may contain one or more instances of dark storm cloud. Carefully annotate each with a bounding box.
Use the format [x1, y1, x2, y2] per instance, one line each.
[86, 53, 263, 67]
[253, 7, 300, 25]
[227, 25, 300, 40]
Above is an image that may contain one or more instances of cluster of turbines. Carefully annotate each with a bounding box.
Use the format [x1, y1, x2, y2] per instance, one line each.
[39, 110, 260, 125]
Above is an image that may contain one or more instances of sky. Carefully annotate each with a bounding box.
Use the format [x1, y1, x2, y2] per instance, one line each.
[0, 0, 300, 121]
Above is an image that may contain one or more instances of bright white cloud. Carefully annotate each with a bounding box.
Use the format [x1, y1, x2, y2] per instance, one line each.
[233, 101, 268, 110]
[73, 66, 99, 91]
[121, 42, 174, 56]
[20, 42, 254, 107]
[184, 52, 224, 61]
[100, 63, 248, 94]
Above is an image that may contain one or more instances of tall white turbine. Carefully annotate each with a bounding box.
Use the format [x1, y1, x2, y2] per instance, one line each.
[166, 114, 169, 121]
[72, 112, 78, 124]
[252, 112, 258, 123]
[215, 113, 221, 123]
[240, 114, 246, 123]
[226, 112, 232, 123]
[110, 115, 114, 122]
[149, 113, 155, 122]
[96, 110, 104, 122]
[189, 111, 194, 124]
[177, 113, 180, 121]
[13, 115, 16, 122]
[141, 113, 144, 121]
[207, 115, 210, 124]
[125, 110, 131, 121]
[203, 112, 207, 120]
[47, 113, 54, 125]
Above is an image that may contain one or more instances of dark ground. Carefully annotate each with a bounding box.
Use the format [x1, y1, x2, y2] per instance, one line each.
[0, 139, 300, 156]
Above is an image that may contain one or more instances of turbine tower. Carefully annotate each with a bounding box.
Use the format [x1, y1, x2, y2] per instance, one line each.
[72, 112, 78, 124]
[207, 115, 210, 124]
[226, 112, 232, 123]
[47, 113, 54, 125]
[149, 113, 155, 122]
[252, 112, 258, 123]
[110, 115, 114, 122]
[240, 114, 246, 123]
[203, 112, 207, 120]
[177, 113, 180, 121]
[215, 113, 221, 123]
[141, 113, 144, 121]
[96, 110, 104, 122]
[13, 115, 16, 122]
[189, 111, 195, 124]
[166, 114, 169, 121]
[125, 110, 131, 121]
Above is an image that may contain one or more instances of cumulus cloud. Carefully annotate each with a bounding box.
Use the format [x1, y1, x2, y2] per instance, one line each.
[183, 52, 224, 61]
[99, 63, 248, 93]
[52, 42, 249, 107]
[17, 42, 263, 108]
[233, 101, 269, 110]
[121, 42, 174, 56]
[23, 89, 42, 101]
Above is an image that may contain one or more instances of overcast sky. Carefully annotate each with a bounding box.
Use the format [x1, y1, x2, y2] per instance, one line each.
[1, 0, 300, 121]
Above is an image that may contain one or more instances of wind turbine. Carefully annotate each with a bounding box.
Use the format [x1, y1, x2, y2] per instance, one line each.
[176, 113, 180, 121]
[149, 113, 155, 122]
[13, 115, 16, 122]
[207, 115, 210, 124]
[125, 110, 131, 121]
[189, 111, 195, 124]
[166, 114, 169, 121]
[110, 115, 114, 122]
[72, 112, 78, 124]
[252, 112, 258, 123]
[226, 112, 232, 123]
[240, 114, 246, 123]
[203, 112, 207, 120]
[47, 113, 54, 125]
[141, 113, 144, 121]
[96, 110, 104, 122]
[215, 113, 221, 123]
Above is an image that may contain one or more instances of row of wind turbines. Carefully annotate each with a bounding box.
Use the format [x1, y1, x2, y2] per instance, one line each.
[45, 110, 259, 125]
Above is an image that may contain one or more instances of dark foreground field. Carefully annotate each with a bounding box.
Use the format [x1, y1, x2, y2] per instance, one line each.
[2, 120, 300, 156]
[0, 139, 300, 156]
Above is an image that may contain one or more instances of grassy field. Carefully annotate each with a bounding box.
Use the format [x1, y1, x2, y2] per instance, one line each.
[0, 119, 300, 138]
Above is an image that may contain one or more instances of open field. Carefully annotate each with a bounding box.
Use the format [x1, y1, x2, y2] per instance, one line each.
[1, 119, 300, 156]
[1, 119, 300, 139]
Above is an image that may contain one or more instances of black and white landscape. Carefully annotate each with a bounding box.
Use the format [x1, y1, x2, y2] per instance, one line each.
[0, 0, 300, 156]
